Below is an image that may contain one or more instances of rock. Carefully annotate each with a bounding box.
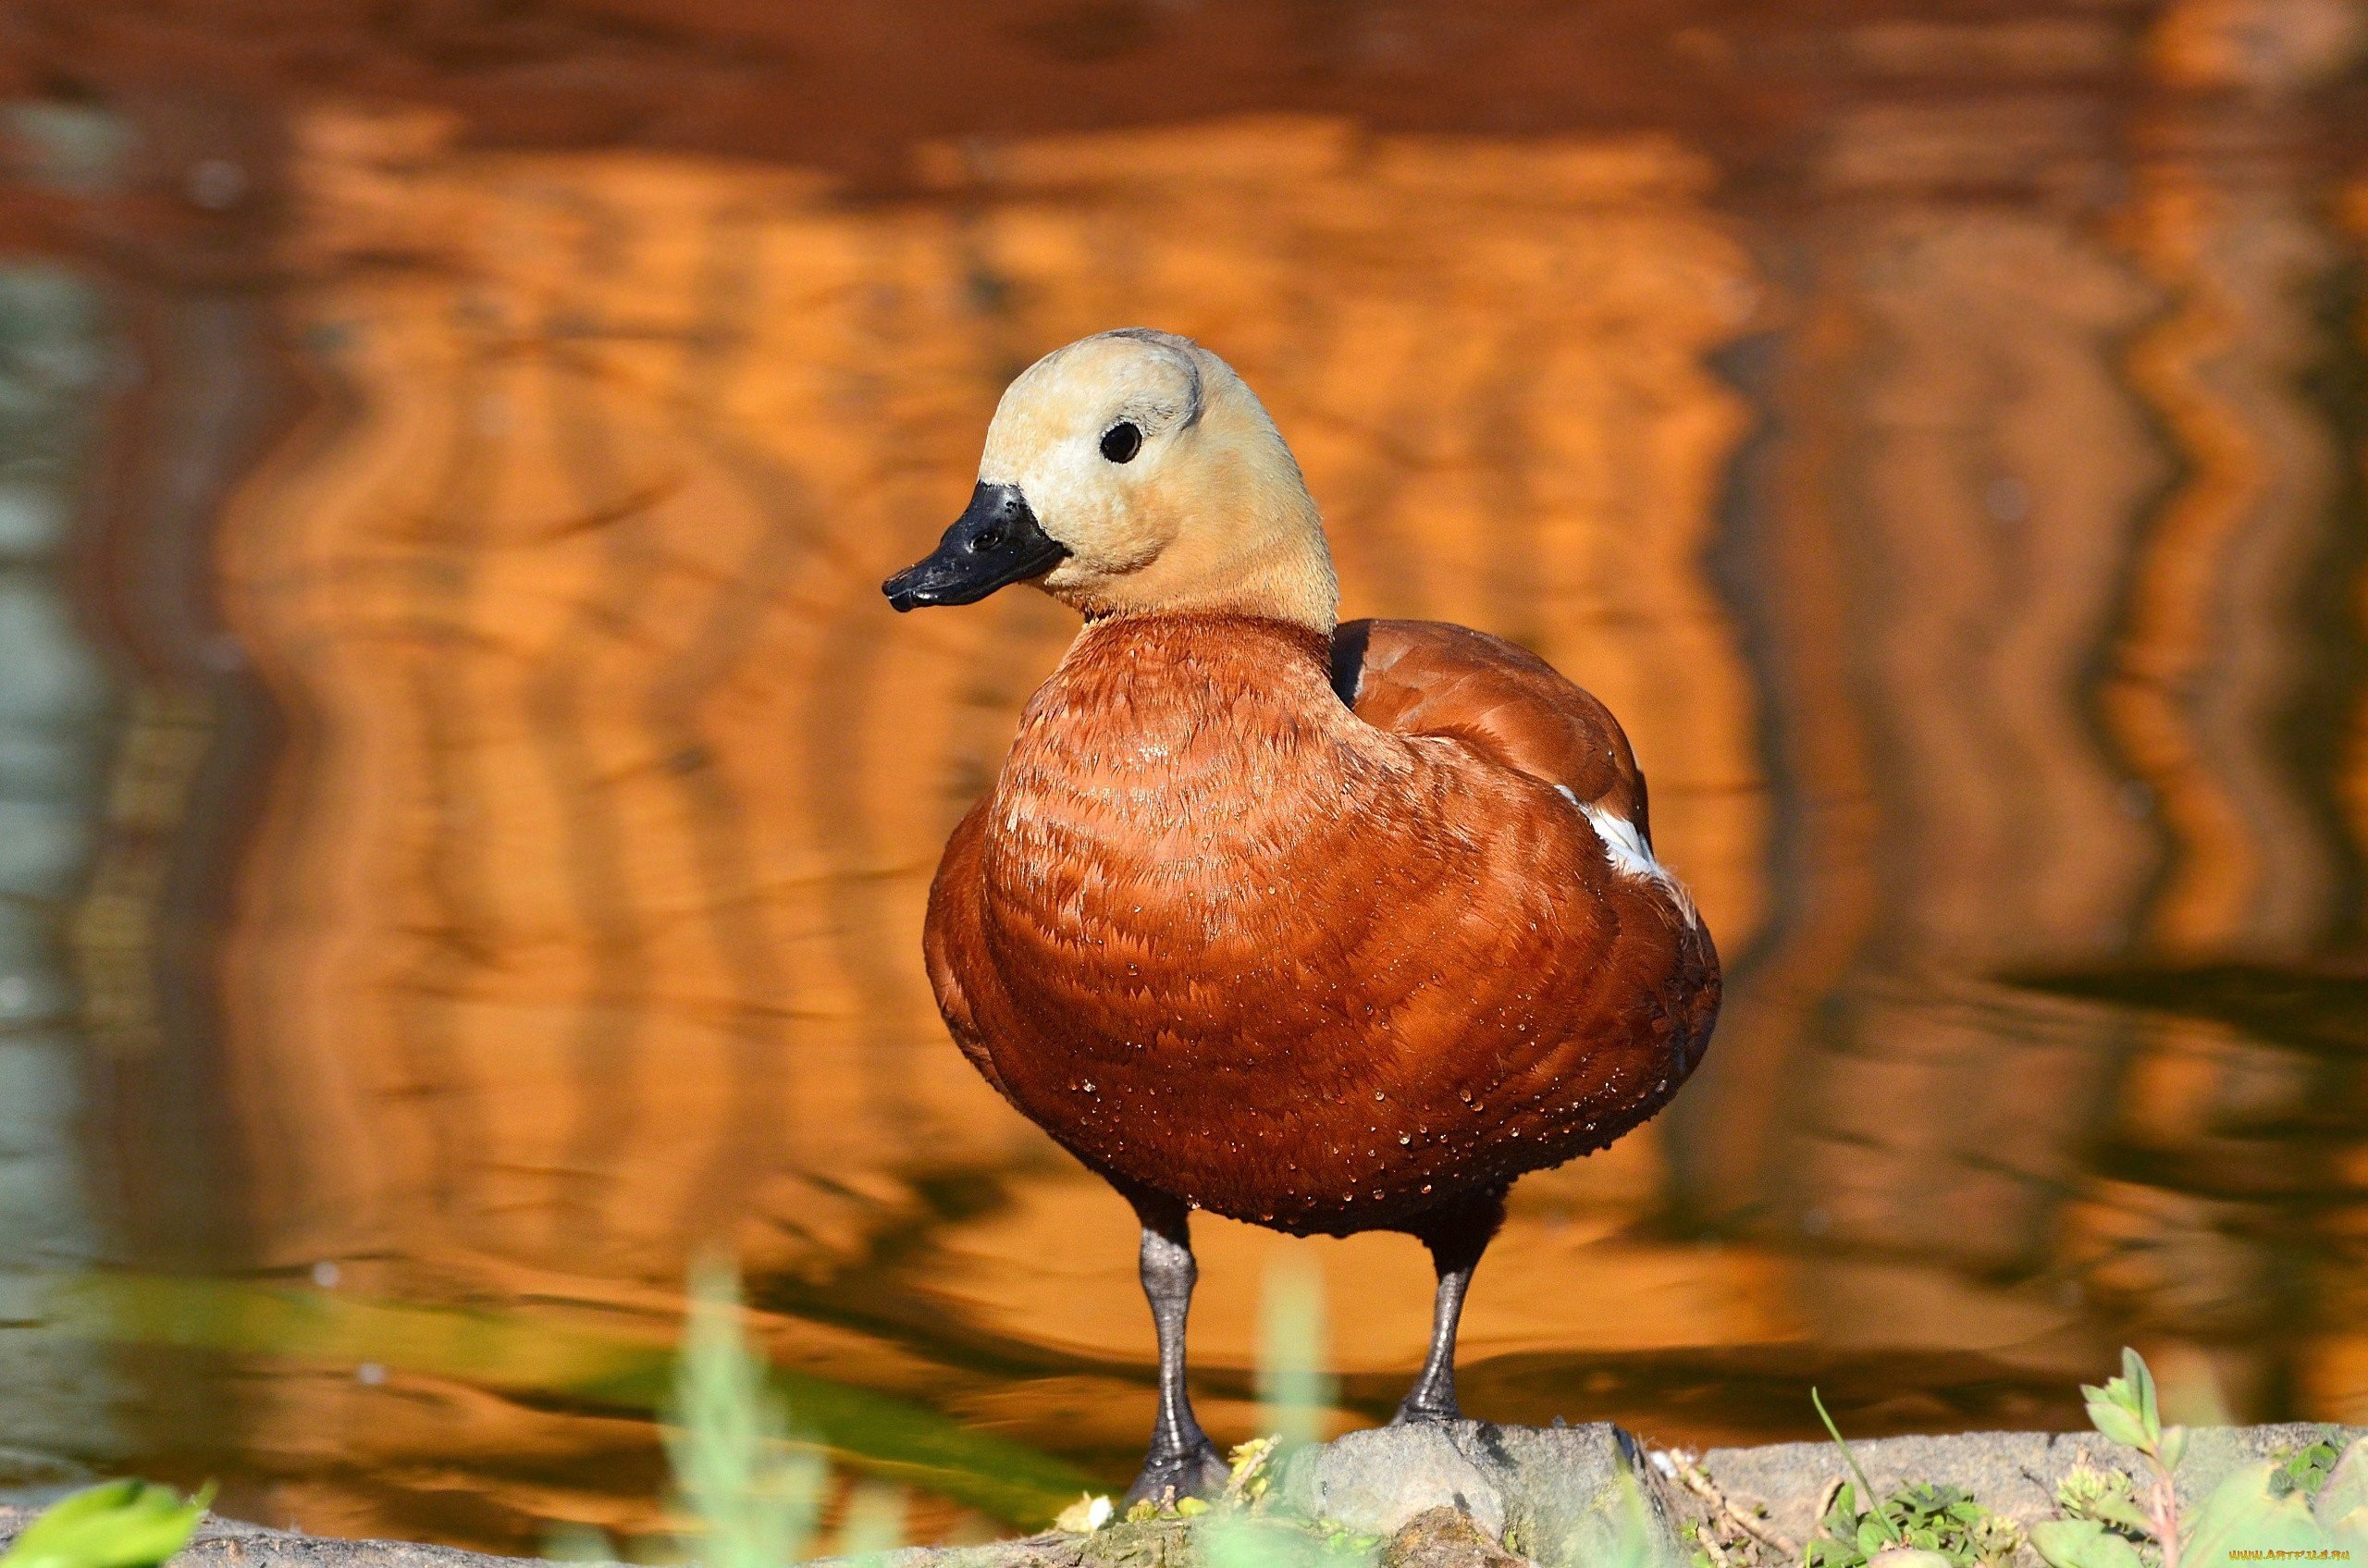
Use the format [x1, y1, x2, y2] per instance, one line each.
[1273, 1423, 1509, 1538]
[1380, 1507, 1527, 1568]
[1485, 1425, 1680, 1568]
[1270, 1421, 1680, 1568]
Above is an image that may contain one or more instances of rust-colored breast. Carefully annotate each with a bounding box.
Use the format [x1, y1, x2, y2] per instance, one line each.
[924, 612, 1718, 1236]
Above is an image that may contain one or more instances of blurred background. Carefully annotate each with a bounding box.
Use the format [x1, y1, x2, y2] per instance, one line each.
[0, 0, 2364, 1553]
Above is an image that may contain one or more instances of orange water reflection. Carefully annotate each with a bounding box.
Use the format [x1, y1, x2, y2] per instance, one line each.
[2, 0, 2365, 1552]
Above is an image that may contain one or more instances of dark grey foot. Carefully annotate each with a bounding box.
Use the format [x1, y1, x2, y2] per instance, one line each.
[1123, 1439, 1227, 1508]
[1390, 1391, 1461, 1425]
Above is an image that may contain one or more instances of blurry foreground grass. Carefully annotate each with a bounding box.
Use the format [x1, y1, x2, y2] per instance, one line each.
[0, 1482, 210, 1568]
[32, 1269, 1092, 1528]
[553, 1258, 906, 1565]
[1254, 1253, 1333, 1454]
[660, 1260, 828, 1566]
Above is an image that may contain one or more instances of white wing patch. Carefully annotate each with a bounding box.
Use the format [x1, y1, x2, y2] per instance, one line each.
[1560, 786, 1701, 929]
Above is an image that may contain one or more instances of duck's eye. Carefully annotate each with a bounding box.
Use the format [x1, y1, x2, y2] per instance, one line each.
[971, 526, 1004, 551]
[1099, 421, 1143, 463]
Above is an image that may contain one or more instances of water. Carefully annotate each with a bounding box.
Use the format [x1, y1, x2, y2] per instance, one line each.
[1, 2, 2365, 1552]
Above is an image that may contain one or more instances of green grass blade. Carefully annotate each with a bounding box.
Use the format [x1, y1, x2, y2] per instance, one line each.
[1812, 1389, 1901, 1547]
[1257, 1253, 1335, 1451]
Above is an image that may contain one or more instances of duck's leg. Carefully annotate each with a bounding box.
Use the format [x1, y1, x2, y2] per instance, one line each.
[1392, 1190, 1508, 1425]
[1121, 1187, 1227, 1505]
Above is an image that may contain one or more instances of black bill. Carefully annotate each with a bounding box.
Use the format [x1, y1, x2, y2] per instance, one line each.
[882, 483, 1068, 611]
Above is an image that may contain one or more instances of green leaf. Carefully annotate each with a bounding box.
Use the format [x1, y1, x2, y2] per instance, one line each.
[1863, 1551, 1952, 1568]
[2277, 1439, 2340, 1499]
[2084, 1399, 2150, 1452]
[2029, 1520, 2147, 1568]
[2183, 1461, 2337, 1566]
[2090, 1497, 2153, 1537]
[2157, 1426, 2187, 1475]
[2119, 1349, 2159, 1446]
[0, 1481, 213, 1568]
[2314, 1440, 2368, 1541]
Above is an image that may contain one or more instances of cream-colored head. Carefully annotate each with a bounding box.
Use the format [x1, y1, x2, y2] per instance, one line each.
[979, 330, 1338, 630]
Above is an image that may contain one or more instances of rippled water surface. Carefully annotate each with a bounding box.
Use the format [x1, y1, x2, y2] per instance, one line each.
[2, 1, 2366, 1552]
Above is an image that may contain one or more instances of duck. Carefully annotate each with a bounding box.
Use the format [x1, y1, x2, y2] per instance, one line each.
[882, 328, 1719, 1506]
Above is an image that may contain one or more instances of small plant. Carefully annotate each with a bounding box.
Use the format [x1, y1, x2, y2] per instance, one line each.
[1808, 1481, 2021, 1568]
[1224, 1437, 1278, 1507]
[1804, 1477, 2022, 1568]
[2272, 1438, 2342, 1501]
[2030, 1349, 2188, 1568]
[1802, 1390, 2018, 1568]
[2054, 1462, 2154, 1541]
[0, 1481, 213, 1568]
[2031, 1349, 2366, 1568]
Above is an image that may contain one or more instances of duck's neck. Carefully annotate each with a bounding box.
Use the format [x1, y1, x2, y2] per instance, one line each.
[1045, 438, 1341, 632]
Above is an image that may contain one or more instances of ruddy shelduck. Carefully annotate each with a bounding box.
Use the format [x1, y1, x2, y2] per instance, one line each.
[883, 329, 1719, 1504]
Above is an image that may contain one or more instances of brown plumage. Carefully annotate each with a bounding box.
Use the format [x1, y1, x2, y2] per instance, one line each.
[883, 327, 1718, 1504]
[924, 612, 1716, 1237]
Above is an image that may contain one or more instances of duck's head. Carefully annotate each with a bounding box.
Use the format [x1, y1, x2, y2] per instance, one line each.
[883, 329, 1338, 631]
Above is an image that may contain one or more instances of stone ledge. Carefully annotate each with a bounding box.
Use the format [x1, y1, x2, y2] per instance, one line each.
[4, 1422, 2356, 1568]
[0, 1512, 528, 1568]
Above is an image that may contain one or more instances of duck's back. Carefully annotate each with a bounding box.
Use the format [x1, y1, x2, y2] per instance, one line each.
[924, 612, 1718, 1236]
[1332, 618, 1649, 830]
